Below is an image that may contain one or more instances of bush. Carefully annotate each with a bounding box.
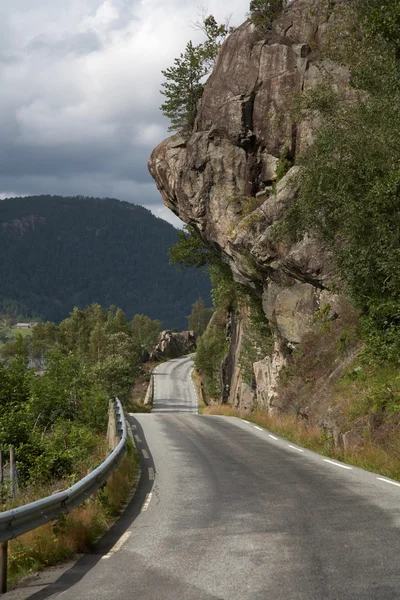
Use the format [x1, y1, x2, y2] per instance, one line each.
[249, 0, 286, 32]
[278, 0, 400, 363]
[195, 310, 228, 400]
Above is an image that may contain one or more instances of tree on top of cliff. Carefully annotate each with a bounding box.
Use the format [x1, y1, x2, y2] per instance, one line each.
[249, 0, 287, 32]
[160, 15, 232, 131]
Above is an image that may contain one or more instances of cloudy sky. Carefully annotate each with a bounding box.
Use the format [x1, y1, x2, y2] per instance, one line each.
[0, 0, 249, 226]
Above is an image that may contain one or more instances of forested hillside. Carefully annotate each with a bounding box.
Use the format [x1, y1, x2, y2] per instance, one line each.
[0, 195, 211, 329]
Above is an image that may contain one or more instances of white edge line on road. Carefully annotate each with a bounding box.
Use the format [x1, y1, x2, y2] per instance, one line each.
[141, 492, 152, 512]
[148, 467, 155, 481]
[323, 459, 353, 470]
[269, 434, 278, 440]
[242, 419, 251, 424]
[142, 449, 149, 459]
[377, 477, 400, 488]
[101, 531, 132, 560]
[254, 426, 263, 431]
[288, 445, 305, 453]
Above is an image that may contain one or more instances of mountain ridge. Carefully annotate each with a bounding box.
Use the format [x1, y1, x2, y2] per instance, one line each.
[0, 194, 211, 329]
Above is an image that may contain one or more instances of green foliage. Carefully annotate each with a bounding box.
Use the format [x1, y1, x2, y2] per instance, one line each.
[161, 41, 207, 131]
[208, 260, 238, 311]
[0, 195, 211, 331]
[160, 15, 232, 131]
[0, 303, 161, 493]
[239, 295, 273, 384]
[195, 310, 228, 399]
[249, 0, 286, 32]
[188, 298, 214, 336]
[131, 314, 161, 353]
[276, 148, 294, 182]
[169, 225, 213, 269]
[279, 0, 400, 363]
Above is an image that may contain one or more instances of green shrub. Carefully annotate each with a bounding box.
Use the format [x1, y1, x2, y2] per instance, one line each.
[249, 0, 286, 32]
[195, 310, 228, 399]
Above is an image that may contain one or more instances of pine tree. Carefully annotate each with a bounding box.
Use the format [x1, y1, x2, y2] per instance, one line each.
[160, 42, 207, 131]
[160, 15, 233, 131]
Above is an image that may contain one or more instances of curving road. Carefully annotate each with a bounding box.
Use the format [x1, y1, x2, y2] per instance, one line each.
[18, 356, 400, 600]
[152, 355, 198, 413]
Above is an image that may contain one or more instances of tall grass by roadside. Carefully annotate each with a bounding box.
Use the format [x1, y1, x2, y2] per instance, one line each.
[7, 439, 139, 587]
[203, 405, 400, 482]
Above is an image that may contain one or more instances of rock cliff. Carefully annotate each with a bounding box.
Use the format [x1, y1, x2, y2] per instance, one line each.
[149, 0, 350, 413]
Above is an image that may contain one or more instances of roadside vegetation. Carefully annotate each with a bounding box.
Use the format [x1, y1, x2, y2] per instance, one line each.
[0, 304, 161, 585]
[204, 404, 400, 482]
[7, 441, 139, 586]
[0, 304, 159, 492]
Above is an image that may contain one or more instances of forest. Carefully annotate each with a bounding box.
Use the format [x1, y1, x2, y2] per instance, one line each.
[0, 304, 161, 493]
[0, 195, 211, 330]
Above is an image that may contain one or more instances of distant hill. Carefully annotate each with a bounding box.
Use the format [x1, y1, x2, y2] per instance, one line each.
[0, 195, 211, 329]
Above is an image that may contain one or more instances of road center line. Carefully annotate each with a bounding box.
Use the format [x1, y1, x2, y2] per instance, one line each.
[269, 434, 278, 440]
[288, 445, 304, 453]
[254, 426, 263, 431]
[377, 477, 400, 488]
[141, 492, 152, 512]
[142, 449, 149, 459]
[323, 459, 353, 470]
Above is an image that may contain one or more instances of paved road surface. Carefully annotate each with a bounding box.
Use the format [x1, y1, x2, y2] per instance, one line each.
[152, 355, 198, 413]
[20, 357, 400, 600]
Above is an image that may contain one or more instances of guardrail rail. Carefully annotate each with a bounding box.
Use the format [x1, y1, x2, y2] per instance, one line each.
[0, 397, 127, 594]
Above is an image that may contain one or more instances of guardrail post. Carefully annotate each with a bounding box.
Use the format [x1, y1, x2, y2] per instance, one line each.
[0, 541, 8, 594]
[10, 447, 16, 499]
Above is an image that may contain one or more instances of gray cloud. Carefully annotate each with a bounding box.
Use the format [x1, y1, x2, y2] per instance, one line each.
[0, 0, 249, 226]
[26, 32, 104, 57]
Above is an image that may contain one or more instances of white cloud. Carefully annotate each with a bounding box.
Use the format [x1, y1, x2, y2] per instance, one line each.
[0, 0, 249, 223]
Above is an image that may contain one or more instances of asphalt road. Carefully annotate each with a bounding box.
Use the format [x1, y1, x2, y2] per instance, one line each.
[152, 355, 198, 413]
[21, 356, 400, 600]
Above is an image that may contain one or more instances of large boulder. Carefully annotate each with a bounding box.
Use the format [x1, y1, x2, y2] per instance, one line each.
[151, 330, 196, 360]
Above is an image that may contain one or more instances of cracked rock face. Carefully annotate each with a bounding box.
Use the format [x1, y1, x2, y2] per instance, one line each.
[149, 0, 348, 408]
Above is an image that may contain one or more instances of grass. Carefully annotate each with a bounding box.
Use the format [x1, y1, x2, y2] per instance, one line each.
[203, 404, 400, 482]
[6, 440, 139, 587]
[0, 326, 32, 349]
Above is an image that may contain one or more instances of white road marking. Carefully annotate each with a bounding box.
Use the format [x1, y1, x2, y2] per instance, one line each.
[148, 467, 155, 481]
[141, 492, 152, 512]
[288, 445, 305, 453]
[241, 419, 249, 424]
[269, 434, 278, 440]
[254, 426, 263, 431]
[377, 477, 400, 488]
[101, 531, 132, 560]
[323, 459, 353, 470]
[134, 435, 142, 444]
[142, 449, 149, 459]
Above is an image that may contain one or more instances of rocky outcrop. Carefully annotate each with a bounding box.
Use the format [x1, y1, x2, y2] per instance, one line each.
[149, 0, 349, 411]
[151, 330, 196, 360]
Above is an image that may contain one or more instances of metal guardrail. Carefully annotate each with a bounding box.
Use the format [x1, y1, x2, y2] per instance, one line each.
[0, 398, 127, 592]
